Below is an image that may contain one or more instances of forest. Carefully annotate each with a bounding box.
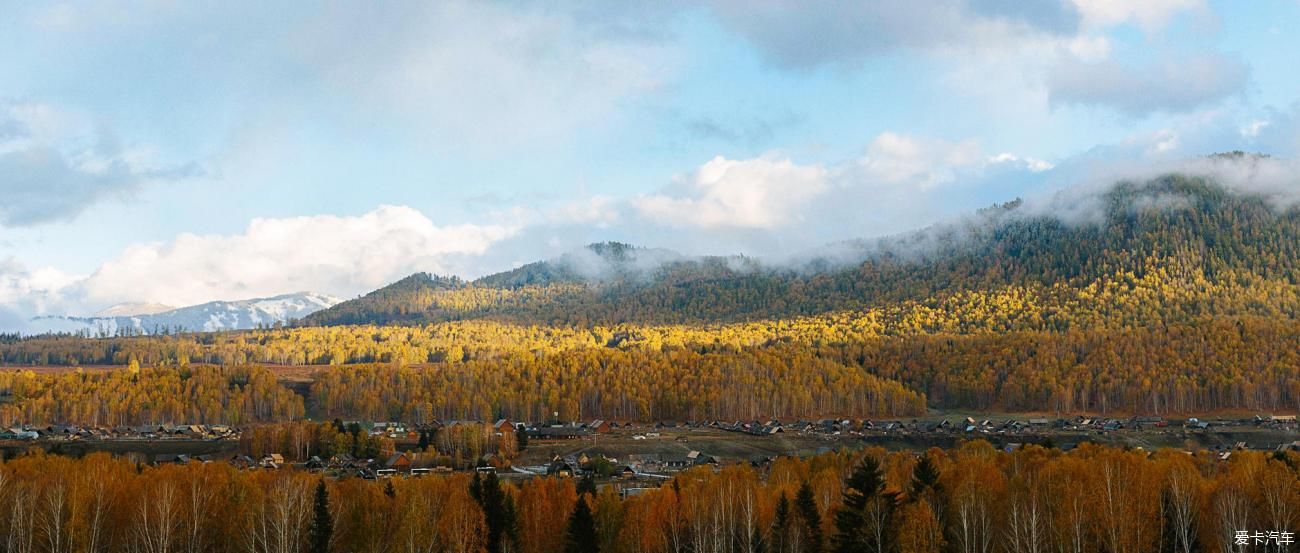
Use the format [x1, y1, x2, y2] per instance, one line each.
[299, 177, 1300, 327]
[2, 176, 1300, 422]
[1, 314, 1297, 424]
[0, 441, 1293, 553]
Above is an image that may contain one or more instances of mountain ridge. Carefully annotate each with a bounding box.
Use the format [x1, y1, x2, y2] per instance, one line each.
[31, 292, 342, 336]
[304, 172, 1300, 328]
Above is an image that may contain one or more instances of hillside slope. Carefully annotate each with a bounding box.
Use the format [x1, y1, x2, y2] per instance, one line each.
[306, 174, 1300, 328]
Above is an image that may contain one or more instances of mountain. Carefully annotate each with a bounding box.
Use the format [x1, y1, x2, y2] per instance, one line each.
[305, 173, 1300, 328]
[31, 292, 342, 336]
[302, 242, 761, 326]
[93, 302, 176, 317]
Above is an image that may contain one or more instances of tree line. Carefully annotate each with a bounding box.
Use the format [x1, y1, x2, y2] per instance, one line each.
[0, 365, 302, 427]
[3, 317, 1299, 426]
[0, 441, 1294, 552]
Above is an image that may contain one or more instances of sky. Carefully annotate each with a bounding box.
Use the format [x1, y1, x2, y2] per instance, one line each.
[2, 0, 1300, 328]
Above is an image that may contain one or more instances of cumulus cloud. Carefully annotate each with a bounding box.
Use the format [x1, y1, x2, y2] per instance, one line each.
[1048, 53, 1248, 116]
[73, 206, 517, 308]
[630, 132, 1051, 244]
[634, 155, 829, 229]
[0, 101, 201, 227]
[0, 257, 81, 319]
[858, 133, 985, 189]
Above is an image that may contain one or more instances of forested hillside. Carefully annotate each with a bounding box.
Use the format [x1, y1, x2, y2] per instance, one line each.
[305, 175, 1300, 327]
[4, 174, 1300, 418]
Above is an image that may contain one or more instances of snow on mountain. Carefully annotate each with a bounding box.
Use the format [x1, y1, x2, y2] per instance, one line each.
[93, 302, 176, 317]
[28, 292, 342, 336]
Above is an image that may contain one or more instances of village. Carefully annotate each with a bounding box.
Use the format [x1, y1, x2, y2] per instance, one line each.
[1, 412, 1296, 485]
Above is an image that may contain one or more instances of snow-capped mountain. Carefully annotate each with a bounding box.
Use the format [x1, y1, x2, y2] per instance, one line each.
[93, 302, 176, 317]
[29, 292, 342, 336]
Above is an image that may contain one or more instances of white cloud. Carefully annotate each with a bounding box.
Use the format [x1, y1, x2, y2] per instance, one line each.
[0, 100, 201, 227]
[293, 2, 678, 149]
[1071, 0, 1205, 32]
[708, 1, 1082, 70]
[989, 153, 1055, 172]
[76, 206, 517, 308]
[859, 133, 984, 189]
[1240, 120, 1270, 139]
[634, 155, 829, 229]
[1048, 53, 1249, 116]
[0, 257, 81, 320]
[631, 132, 1050, 237]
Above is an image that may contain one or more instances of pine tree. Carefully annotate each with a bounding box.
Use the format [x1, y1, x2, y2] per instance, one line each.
[576, 474, 597, 497]
[796, 481, 823, 553]
[909, 454, 941, 501]
[309, 479, 333, 553]
[773, 491, 791, 552]
[472, 472, 515, 553]
[564, 497, 599, 553]
[833, 456, 893, 553]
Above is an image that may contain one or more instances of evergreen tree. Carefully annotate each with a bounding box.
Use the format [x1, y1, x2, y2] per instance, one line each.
[576, 474, 597, 497]
[516, 429, 529, 451]
[796, 481, 823, 553]
[909, 453, 941, 501]
[309, 479, 333, 553]
[564, 497, 599, 553]
[472, 472, 516, 553]
[773, 491, 791, 553]
[833, 456, 892, 553]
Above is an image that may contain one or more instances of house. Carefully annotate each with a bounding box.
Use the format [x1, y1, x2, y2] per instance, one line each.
[260, 454, 285, 469]
[493, 419, 515, 435]
[687, 450, 717, 466]
[548, 456, 578, 477]
[529, 425, 590, 440]
[3, 428, 38, 440]
[154, 453, 190, 465]
[305, 456, 327, 471]
[230, 455, 256, 469]
[385, 453, 413, 472]
[1132, 416, 1165, 427]
[589, 420, 612, 433]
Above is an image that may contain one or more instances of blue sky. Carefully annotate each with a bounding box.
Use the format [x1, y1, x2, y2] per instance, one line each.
[2, 0, 1300, 326]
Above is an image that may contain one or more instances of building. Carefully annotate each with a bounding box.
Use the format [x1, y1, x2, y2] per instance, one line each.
[385, 453, 413, 472]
